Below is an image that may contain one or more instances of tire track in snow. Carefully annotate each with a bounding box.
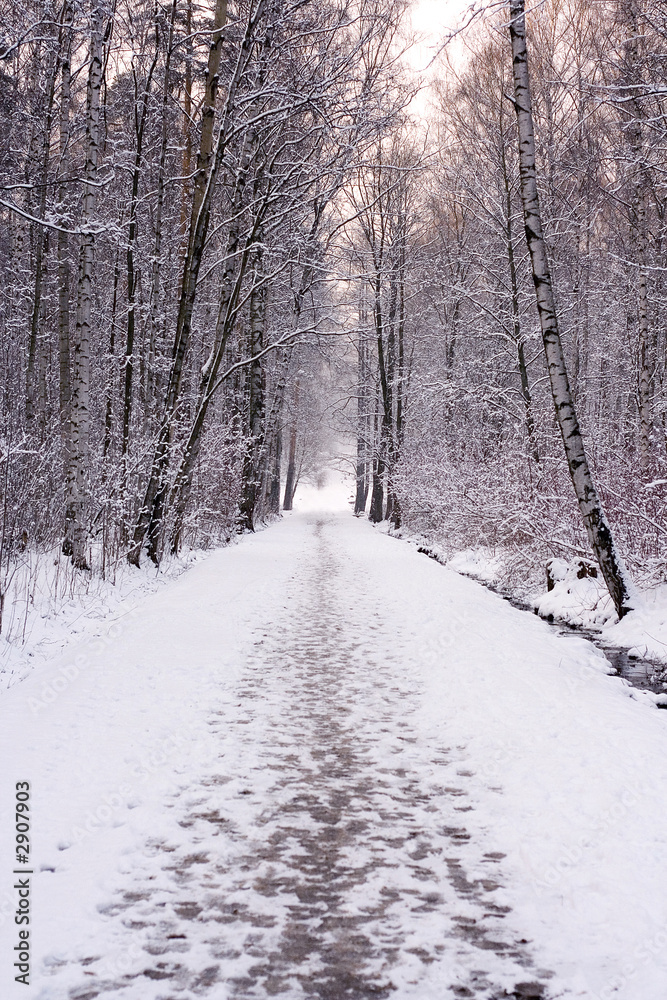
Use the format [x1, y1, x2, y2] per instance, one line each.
[60, 515, 553, 1000]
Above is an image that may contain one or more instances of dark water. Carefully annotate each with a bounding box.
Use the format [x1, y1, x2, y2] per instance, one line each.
[553, 623, 667, 697]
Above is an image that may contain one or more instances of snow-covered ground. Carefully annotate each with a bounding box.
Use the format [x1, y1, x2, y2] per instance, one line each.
[2, 473, 667, 999]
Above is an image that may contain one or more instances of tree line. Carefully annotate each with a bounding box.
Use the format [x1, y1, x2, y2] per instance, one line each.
[1, 0, 666, 621]
[0, 0, 408, 578]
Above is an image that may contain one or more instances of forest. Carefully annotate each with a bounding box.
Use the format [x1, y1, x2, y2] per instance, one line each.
[1, 0, 666, 638]
[5, 5, 667, 996]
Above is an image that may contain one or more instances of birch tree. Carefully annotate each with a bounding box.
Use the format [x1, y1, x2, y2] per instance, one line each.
[63, 0, 106, 568]
[508, 0, 634, 618]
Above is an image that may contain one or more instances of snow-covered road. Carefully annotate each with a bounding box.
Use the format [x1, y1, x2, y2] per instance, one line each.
[3, 484, 667, 1000]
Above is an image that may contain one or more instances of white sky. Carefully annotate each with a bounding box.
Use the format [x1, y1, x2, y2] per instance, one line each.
[407, 0, 476, 71]
[404, 0, 478, 118]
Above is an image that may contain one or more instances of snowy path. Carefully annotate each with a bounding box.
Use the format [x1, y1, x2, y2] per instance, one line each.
[3, 489, 667, 1000]
[78, 516, 547, 1000]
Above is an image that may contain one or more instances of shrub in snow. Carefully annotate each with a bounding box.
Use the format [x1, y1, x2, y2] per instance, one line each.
[534, 558, 614, 628]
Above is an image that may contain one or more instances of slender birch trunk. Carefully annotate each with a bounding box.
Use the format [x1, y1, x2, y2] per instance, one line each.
[509, 0, 634, 619]
[63, 1, 105, 568]
[283, 378, 299, 511]
[238, 270, 267, 532]
[499, 113, 539, 463]
[57, 10, 73, 480]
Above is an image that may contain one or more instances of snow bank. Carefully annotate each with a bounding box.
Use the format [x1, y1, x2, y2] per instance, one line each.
[443, 546, 505, 584]
[407, 533, 667, 668]
[0, 544, 205, 693]
[604, 585, 667, 662]
[533, 558, 667, 665]
[533, 559, 615, 628]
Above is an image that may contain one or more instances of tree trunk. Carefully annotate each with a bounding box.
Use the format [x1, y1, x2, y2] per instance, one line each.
[355, 326, 369, 514]
[258, 347, 292, 520]
[500, 117, 539, 463]
[146, 0, 177, 424]
[36, 240, 49, 435]
[103, 253, 120, 459]
[637, 209, 651, 472]
[122, 47, 158, 458]
[369, 456, 384, 523]
[369, 275, 391, 524]
[266, 426, 282, 517]
[369, 398, 385, 524]
[283, 423, 298, 511]
[388, 212, 408, 531]
[621, 0, 652, 473]
[384, 273, 397, 525]
[238, 272, 267, 532]
[26, 46, 58, 428]
[282, 376, 299, 510]
[57, 12, 73, 483]
[180, 0, 194, 249]
[63, 2, 105, 569]
[620, 0, 652, 475]
[508, 0, 634, 619]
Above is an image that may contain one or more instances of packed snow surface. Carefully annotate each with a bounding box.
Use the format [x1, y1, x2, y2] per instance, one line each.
[2, 474, 667, 1000]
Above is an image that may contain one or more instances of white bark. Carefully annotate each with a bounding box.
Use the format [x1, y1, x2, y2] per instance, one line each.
[63, 2, 104, 568]
[57, 12, 72, 474]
